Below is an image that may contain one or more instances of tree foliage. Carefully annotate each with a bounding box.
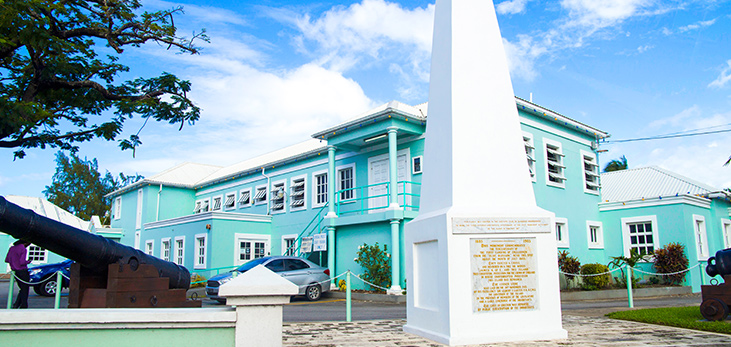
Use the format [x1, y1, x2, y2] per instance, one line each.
[653, 243, 689, 285]
[603, 155, 628, 172]
[354, 243, 391, 292]
[0, 0, 207, 159]
[43, 151, 142, 223]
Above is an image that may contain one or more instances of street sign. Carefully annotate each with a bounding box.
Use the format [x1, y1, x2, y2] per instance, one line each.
[313, 233, 327, 252]
[300, 237, 313, 253]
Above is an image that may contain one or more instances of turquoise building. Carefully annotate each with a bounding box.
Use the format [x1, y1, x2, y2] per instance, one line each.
[106, 98, 731, 292]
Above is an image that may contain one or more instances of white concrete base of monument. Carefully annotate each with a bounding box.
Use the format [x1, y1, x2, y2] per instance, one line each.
[404, 206, 567, 346]
[387, 285, 404, 295]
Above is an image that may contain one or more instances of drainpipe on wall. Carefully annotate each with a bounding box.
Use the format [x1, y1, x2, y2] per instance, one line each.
[156, 184, 162, 221]
[261, 168, 271, 215]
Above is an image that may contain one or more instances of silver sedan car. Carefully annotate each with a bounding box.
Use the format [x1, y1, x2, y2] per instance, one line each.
[206, 256, 331, 303]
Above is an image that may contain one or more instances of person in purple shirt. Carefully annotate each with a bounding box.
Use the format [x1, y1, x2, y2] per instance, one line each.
[5, 240, 32, 308]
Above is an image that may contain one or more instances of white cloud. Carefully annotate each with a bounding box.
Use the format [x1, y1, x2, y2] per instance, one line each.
[678, 18, 717, 33]
[637, 44, 653, 53]
[709, 60, 731, 89]
[285, 0, 434, 100]
[649, 105, 701, 128]
[497, 0, 531, 15]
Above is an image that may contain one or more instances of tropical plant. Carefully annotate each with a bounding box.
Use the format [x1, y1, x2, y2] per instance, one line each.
[580, 263, 611, 290]
[0, 0, 208, 159]
[608, 249, 649, 287]
[603, 155, 628, 172]
[354, 243, 391, 292]
[653, 243, 689, 285]
[558, 250, 581, 283]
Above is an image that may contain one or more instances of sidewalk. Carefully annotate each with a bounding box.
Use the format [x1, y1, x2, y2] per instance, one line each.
[283, 315, 731, 346]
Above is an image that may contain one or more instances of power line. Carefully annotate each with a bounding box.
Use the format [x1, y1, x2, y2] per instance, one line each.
[605, 128, 731, 144]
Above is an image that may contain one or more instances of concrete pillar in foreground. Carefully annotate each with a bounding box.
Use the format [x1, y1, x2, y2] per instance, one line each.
[219, 265, 298, 347]
[403, 0, 567, 345]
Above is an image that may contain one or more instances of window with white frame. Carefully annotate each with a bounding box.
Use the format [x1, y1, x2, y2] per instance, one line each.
[587, 221, 604, 249]
[544, 139, 566, 188]
[145, 240, 154, 256]
[555, 218, 569, 248]
[161, 238, 171, 261]
[282, 234, 297, 256]
[722, 219, 731, 249]
[224, 192, 236, 210]
[270, 181, 286, 213]
[238, 239, 268, 263]
[694, 215, 709, 260]
[254, 185, 267, 205]
[113, 196, 122, 220]
[212, 196, 222, 211]
[621, 216, 658, 257]
[523, 133, 536, 181]
[290, 176, 306, 211]
[27, 245, 47, 263]
[174, 236, 185, 266]
[313, 171, 328, 207]
[238, 188, 252, 208]
[412, 156, 423, 175]
[338, 164, 355, 201]
[581, 150, 600, 194]
[194, 234, 207, 269]
[200, 198, 210, 213]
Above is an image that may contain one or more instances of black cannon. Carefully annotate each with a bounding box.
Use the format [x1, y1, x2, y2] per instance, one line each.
[701, 248, 731, 321]
[0, 196, 199, 308]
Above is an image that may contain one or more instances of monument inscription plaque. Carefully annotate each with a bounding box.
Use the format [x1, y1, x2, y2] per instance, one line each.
[453, 217, 551, 234]
[470, 238, 538, 313]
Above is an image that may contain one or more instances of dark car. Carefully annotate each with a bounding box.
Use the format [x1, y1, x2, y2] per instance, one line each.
[206, 256, 330, 303]
[28, 259, 73, 296]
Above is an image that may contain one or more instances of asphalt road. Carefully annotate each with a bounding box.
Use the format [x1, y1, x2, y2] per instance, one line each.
[0, 280, 703, 322]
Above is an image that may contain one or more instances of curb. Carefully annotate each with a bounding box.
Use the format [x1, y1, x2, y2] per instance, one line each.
[560, 286, 692, 301]
[324, 291, 406, 304]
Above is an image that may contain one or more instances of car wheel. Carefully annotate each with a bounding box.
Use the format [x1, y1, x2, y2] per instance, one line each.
[35, 278, 58, 297]
[306, 284, 321, 301]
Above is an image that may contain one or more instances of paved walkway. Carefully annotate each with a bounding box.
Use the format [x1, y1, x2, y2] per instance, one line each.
[283, 315, 731, 346]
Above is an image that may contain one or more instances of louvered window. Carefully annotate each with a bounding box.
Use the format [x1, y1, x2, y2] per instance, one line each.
[523, 134, 536, 180]
[224, 194, 236, 209]
[545, 142, 566, 186]
[290, 177, 306, 210]
[254, 186, 267, 204]
[582, 153, 600, 193]
[271, 182, 285, 212]
[238, 189, 251, 207]
[212, 197, 222, 211]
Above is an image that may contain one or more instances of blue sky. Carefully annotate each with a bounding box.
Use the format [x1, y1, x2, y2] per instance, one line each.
[2, 0, 731, 198]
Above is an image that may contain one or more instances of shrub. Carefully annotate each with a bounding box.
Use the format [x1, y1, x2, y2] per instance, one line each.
[580, 263, 611, 290]
[653, 243, 689, 285]
[354, 242, 391, 292]
[608, 249, 648, 287]
[190, 274, 206, 288]
[558, 250, 581, 282]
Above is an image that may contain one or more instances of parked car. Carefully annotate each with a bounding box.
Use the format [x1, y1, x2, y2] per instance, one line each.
[28, 259, 73, 297]
[206, 256, 330, 303]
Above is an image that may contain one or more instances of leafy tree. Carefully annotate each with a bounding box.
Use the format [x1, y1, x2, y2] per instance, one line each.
[354, 243, 392, 292]
[603, 155, 628, 172]
[0, 0, 208, 159]
[43, 151, 142, 223]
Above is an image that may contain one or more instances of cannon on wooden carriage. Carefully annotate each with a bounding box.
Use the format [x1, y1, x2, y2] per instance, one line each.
[0, 196, 200, 308]
[700, 248, 731, 321]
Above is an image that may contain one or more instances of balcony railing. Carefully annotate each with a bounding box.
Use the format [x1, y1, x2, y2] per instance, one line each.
[335, 180, 421, 216]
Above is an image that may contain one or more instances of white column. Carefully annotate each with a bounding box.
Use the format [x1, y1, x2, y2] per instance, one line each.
[403, 0, 566, 345]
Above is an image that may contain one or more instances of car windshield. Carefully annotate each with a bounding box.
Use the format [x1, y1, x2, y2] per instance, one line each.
[235, 257, 269, 272]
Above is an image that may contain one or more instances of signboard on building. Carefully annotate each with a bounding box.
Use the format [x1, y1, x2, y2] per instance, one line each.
[300, 237, 313, 253]
[313, 233, 327, 252]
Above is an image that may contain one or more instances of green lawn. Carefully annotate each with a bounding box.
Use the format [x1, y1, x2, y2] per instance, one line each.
[607, 306, 731, 335]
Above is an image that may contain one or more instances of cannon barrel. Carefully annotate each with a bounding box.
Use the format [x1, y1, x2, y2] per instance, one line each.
[0, 196, 190, 289]
[706, 248, 731, 278]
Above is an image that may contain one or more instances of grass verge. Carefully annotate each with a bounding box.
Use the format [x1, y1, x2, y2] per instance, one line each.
[607, 306, 731, 335]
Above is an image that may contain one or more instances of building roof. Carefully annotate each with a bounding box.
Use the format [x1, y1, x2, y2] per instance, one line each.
[312, 101, 426, 140]
[195, 139, 327, 188]
[600, 166, 724, 202]
[5, 195, 90, 230]
[106, 162, 222, 197]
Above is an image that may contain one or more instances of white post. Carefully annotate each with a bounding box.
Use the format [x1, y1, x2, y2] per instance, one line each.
[219, 265, 299, 347]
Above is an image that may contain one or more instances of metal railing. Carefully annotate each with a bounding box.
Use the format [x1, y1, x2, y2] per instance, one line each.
[283, 202, 329, 257]
[335, 181, 421, 216]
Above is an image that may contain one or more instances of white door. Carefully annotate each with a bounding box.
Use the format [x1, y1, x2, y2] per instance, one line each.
[368, 151, 409, 211]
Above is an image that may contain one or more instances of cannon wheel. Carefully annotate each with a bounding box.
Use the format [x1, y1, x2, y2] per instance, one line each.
[701, 298, 729, 321]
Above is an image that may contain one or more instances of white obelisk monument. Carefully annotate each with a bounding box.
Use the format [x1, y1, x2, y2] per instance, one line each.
[403, 0, 567, 345]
